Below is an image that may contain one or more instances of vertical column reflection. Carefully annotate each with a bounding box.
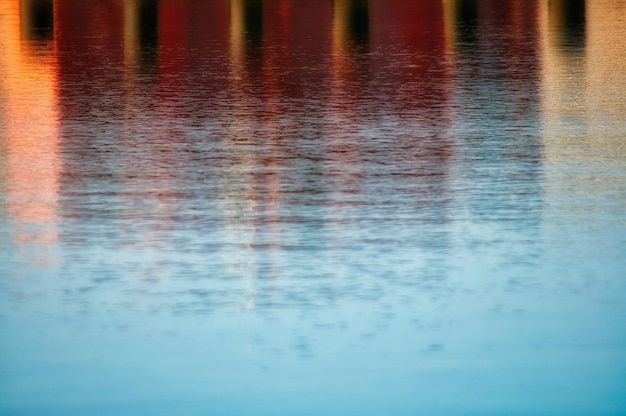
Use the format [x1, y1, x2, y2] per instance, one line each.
[227, 0, 274, 306]
[20, 0, 54, 41]
[327, 0, 369, 249]
[584, 0, 626, 239]
[54, 0, 126, 244]
[230, 0, 263, 79]
[444, 0, 543, 267]
[1, 0, 60, 268]
[540, 0, 626, 230]
[368, 0, 453, 274]
[548, 0, 586, 51]
[124, 0, 158, 77]
[333, 0, 369, 46]
[586, 0, 626, 129]
[540, 0, 587, 138]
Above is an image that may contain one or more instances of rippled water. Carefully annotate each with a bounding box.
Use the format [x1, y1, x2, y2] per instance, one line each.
[1, 0, 626, 415]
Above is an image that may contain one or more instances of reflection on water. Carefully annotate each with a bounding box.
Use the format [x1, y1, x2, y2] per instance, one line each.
[549, 0, 586, 51]
[334, 0, 369, 44]
[540, 0, 626, 273]
[452, 0, 479, 44]
[448, 0, 543, 233]
[1, 0, 60, 268]
[1, 0, 626, 415]
[19, 0, 53, 41]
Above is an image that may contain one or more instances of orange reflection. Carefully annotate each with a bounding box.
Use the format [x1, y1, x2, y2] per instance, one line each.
[586, 0, 626, 131]
[541, 0, 626, 208]
[539, 0, 587, 147]
[0, 0, 60, 267]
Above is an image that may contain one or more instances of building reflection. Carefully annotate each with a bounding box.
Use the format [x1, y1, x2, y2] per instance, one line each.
[331, 0, 369, 81]
[26, 0, 459, 281]
[229, 0, 264, 94]
[226, 0, 335, 298]
[333, 0, 369, 46]
[9, 0, 625, 285]
[371, 0, 453, 265]
[585, 0, 626, 127]
[227, 0, 274, 300]
[328, 0, 370, 196]
[20, 0, 53, 41]
[448, 0, 478, 44]
[54, 0, 125, 221]
[541, 0, 626, 217]
[331, 0, 370, 88]
[548, 0, 586, 51]
[443, 0, 544, 263]
[233, 0, 263, 47]
[1, 0, 60, 268]
[540, 0, 587, 138]
[123, 0, 159, 75]
[369, 0, 452, 134]
[445, 0, 543, 150]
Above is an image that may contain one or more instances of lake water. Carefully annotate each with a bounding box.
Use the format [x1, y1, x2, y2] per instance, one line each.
[1, 0, 626, 414]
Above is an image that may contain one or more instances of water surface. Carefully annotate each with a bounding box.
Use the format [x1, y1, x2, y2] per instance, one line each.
[1, 0, 626, 415]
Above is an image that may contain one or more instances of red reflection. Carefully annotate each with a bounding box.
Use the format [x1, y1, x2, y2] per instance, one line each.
[7, 0, 554, 268]
[370, 0, 450, 104]
[368, 0, 453, 178]
[445, 0, 541, 115]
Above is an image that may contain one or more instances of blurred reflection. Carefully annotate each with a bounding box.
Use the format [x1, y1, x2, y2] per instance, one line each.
[55, 0, 125, 120]
[325, 0, 370, 258]
[139, 0, 158, 48]
[123, 0, 158, 73]
[329, 0, 371, 169]
[447, 0, 543, 129]
[54, 0, 130, 252]
[540, 0, 586, 135]
[548, 0, 586, 51]
[333, 0, 369, 45]
[4, 0, 586, 280]
[1, 0, 60, 267]
[367, 0, 453, 271]
[370, 0, 450, 115]
[227, 0, 283, 295]
[229, 0, 264, 144]
[446, 0, 543, 237]
[586, 0, 626, 126]
[230, 0, 263, 68]
[3, 3, 626, 412]
[452, 0, 479, 45]
[20, 0, 53, 41]
[332, 0, 369, 77]
[541, 0, 626, 219]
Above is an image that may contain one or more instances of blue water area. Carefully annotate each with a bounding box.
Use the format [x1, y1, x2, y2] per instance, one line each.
[1, 0, 626, 415]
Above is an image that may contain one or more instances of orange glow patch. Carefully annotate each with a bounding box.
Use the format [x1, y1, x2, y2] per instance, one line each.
[0, 0, 61, 264]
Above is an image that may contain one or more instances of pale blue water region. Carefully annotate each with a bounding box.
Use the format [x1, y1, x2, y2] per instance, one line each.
[1, 0, 626, 415]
